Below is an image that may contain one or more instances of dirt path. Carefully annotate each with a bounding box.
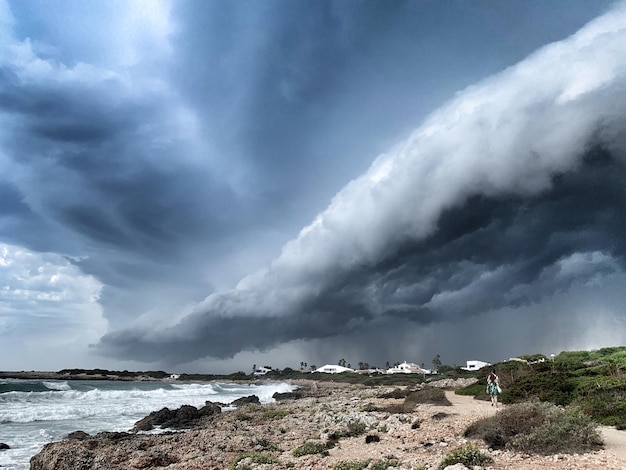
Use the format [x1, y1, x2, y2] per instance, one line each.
[600, 426, 626, 460]
[445, 390, 626, 462]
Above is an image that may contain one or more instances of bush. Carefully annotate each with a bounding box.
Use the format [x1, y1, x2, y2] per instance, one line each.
[260, 409, 290, 420]
[464, 402, 603, 454]
[231, 452, 278, 469]
[405, 387, 452, 406]
[437, 444, 493, 469]
[292, 441, 329, 457]
[370, 459, 400, 469]
[505, 372, 576, 405]
[508, 406, 603, 454]
[251, 437, 280, 452]
[455, 383, 486, 397]
[332, 460, 370, 470]
[360, 403, 379, 412]
[346, 419, 367, 437]
[571, 377, 626, 429]
[235, 412, 253, 421]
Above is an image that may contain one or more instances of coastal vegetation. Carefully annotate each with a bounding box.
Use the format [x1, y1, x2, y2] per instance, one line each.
[456, 346, 626, 429]
[437, 444, 493, 469]
[464, 401, 602, 454]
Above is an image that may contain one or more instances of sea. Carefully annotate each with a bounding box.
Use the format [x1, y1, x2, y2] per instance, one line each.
[0, 378, 296, 470]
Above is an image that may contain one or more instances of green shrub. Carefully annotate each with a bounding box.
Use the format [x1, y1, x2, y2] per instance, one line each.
[370, 458, 400, 469]
[231, 452, 278, 469]
[332, 460, 371, 470]
[346, 419, 367, 436]
[508, 406, 603, 454]
[504, 371, 576, 405]
[251, 437, 280, 452]
[235, 412, 253, 421]
[360, 403, 379, 412]
[292, 441, 329, 457]
[381, 402, 417, 414]
[464, 402, 603, 454]
[405, 387, 452, 406]
[437, 444, 492, 470]
[571, 376, 626, 428]
[260, 409, 290, 420]
[455, 383, 486, 397]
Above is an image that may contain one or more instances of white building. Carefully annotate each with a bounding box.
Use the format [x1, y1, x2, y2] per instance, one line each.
[386, 361, 431, 375]
[253, 366, 273, 376]
[461, 360, 491, 371]
[313, 364, 354, 374]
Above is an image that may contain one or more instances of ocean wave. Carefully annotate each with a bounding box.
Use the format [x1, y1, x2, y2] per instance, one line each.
[43, 381, 71, 391]
[1, 382, 48, 394]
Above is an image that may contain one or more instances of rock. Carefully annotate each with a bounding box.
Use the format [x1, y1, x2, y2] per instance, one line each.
[96, 431, 132, 441]
[67, 431, 90, 440]
[199, 401, 222, 415]
[273, 388, 311, 400]
[0, 442, 10, 449]
[231, 394, 260, 406]
[133, 402, 220, 432]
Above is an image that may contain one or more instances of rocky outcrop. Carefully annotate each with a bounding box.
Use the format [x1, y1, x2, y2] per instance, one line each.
[272, 385, 323, 401]
[0, 442, 10, 450]
[230, 394, 260, 406]
[133, 401, 221, 431]
[67, 431, 90, 440]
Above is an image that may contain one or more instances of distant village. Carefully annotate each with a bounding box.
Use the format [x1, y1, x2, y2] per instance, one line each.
[251, 358, 493, 377]
[158, 355, 552, 381]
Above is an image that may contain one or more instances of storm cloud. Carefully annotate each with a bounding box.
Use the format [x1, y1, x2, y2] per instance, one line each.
[1, 1, 625, 372]
[97, 2, 626, 366]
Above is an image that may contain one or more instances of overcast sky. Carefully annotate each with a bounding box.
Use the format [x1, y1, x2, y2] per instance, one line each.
[1, 0, 625, 373]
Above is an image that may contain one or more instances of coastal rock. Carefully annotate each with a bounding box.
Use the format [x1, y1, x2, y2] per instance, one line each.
[67, 431, 90, 440]
[273, 388, 309, 400]
[0, 442, 10, 449]
[231, 394, 260, 406]
[133, 402, 221, 432]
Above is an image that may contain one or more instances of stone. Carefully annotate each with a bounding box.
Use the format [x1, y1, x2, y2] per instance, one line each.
[231, 395, 260, 406]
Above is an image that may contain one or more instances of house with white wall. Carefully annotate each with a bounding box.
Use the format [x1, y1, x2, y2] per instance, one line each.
[253, 366, 273, 376]
[313, 364, 354, 374]
[386, 361, 431, 375]
[461, 360, 491, 371]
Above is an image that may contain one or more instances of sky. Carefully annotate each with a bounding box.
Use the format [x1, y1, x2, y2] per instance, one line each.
[1, 0, 625, 373]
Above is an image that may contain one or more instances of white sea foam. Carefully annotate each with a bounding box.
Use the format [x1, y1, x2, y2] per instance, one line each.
[43, 381, 71, 391]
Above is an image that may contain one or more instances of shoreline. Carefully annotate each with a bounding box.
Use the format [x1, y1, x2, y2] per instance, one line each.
[29, 380, 626, 470]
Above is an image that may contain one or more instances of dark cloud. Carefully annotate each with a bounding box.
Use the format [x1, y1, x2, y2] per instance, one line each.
[97, 146, 626, 365]
[95, 2, 626, 367]
[1, 0, 624, 371]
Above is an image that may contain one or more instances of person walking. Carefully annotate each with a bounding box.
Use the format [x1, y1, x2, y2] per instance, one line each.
[486, 371, 501, 407]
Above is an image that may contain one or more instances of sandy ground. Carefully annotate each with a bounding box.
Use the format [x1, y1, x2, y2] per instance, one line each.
[599, 426, 626, 461]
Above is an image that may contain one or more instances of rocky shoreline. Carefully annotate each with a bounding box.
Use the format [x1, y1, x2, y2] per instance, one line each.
[29, 379, 626, 470]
